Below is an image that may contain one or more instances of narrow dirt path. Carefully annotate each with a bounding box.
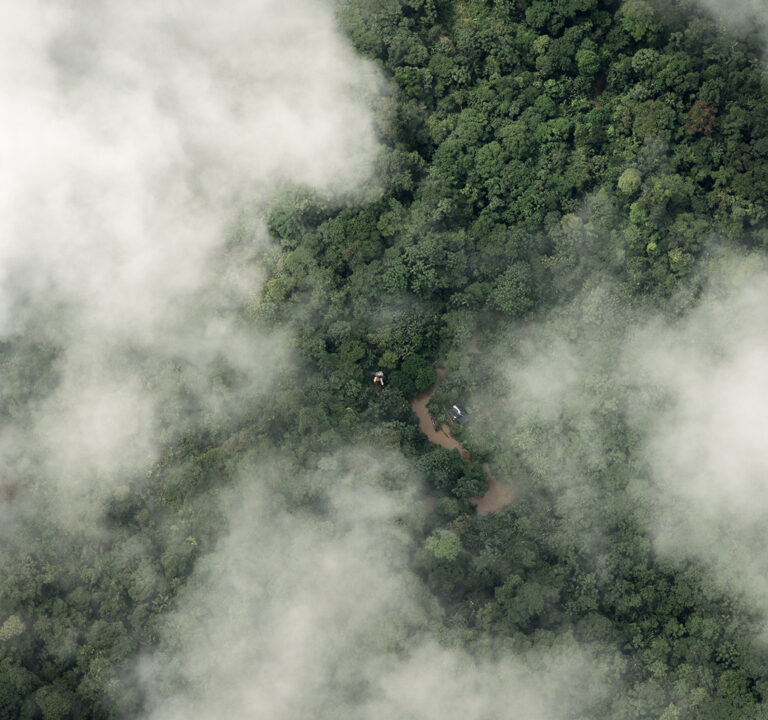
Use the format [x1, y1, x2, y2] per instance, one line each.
[408, 367, 514, 515]
[409, 369, 468, 459]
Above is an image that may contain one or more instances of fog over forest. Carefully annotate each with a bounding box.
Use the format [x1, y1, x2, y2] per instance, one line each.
[485, 252, 768, 624]
[138, 451, 615, 720]
[2, 1, 610, 717]
[5, 0, 768, 718]
[0, 0, 378, 511]
[628, 262, 768, 619]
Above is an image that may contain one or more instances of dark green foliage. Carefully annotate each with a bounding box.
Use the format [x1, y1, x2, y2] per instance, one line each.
[489, 261, 534, 316]
[389, 354, 437, 396]
[325, 1, 768, 715]
[5, 1, 768, 718]
[453, 462, 488, 499]
[417, 447, 488, 498]
[417, 446, 465, 491]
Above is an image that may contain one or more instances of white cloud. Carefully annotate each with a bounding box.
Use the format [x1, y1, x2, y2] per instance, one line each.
[688, 0, 767, 30]
[0, 0, 383, 504]
[139, 451, 615, 720]
[491, 254, 768, 615]
[625, 267, 768, 610]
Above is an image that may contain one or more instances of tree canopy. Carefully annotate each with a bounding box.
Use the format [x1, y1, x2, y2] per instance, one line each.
[4, 1, 768, 718]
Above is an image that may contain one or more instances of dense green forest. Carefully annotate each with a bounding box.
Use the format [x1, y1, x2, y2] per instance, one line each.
[4, 0, 768, 717]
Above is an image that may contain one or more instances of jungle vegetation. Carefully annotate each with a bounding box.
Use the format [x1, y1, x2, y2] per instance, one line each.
[4, 0, 768, 718]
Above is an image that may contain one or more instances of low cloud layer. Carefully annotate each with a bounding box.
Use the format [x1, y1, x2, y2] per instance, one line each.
[689, 0, 768, 31]
[490, 254, 768, 617]
[625, 263, 768, 611]
[0, 0, 382, 507]
[139, 450, 615, 720]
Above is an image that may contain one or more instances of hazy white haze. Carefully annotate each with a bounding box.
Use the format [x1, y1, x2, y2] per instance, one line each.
[490, 250, 768, 619]
[690, 0, 768, 31]
[139, 450, 617, 720]
[625, 261, 768, 616]
[2, 3, 623, 718]
[0, 0, 381, 508]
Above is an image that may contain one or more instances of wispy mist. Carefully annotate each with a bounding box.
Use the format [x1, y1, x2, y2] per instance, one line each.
[487, 248, 768, 618]
[139, 450, 616, 720]
[689, 0, 768, 32]
[1, 0, 382, 509]
[625, 259, 768, 615]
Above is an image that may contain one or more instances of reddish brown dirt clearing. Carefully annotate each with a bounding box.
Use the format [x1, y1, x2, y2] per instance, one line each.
[408, 368, 514, 515]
